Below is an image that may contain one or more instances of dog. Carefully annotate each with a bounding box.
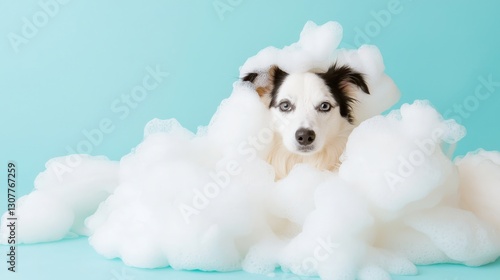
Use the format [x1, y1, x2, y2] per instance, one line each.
[242, 64, 370, 179]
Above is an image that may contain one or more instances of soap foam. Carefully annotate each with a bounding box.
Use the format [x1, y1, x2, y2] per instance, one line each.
[1, 21, 499, 280]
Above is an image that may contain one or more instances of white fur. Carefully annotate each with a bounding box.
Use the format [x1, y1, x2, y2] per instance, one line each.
[265, 72, 357, 179]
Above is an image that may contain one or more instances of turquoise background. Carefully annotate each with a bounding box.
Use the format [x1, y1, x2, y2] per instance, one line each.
[0, 0, 499, 279]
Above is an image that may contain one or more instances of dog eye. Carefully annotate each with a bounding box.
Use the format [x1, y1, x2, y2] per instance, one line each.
[318, 102, 332, 112]
[279, 101, 292, 112]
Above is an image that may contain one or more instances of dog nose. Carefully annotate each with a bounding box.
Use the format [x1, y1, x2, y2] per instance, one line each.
[295, 128, 316, 146]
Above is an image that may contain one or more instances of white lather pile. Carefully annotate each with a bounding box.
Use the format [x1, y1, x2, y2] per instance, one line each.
[2, 22, 500, 280]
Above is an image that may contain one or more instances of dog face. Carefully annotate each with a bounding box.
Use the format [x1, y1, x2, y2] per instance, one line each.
[243, 64, 370, 156]
[269, 71, 343, 155]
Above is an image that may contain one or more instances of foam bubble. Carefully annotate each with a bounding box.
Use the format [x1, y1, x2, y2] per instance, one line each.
[456, 150, 500, 232]
[1, 155, 118, 243]
[339, 100, 465, 216]
[1, 21, 499, 280]
[406, 207, 500, 266]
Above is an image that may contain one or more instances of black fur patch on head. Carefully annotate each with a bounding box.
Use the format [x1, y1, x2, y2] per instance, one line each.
[268, 65, 288, 108]
[316, 63, 370, 123]
[242, 72, 258, 83]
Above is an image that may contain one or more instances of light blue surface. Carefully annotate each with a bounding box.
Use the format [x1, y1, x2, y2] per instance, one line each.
[1, 237, 499, 280]
[0, 0, 499, 279]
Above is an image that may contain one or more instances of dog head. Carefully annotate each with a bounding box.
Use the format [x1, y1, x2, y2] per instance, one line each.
[243, 64, 370, 155]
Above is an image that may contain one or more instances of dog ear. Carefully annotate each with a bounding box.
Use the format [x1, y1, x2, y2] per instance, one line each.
[242, 65, 289, 106]
[242, 72, 258, 83]
[267, 65, 289, 106]
[317, 63, 370, 123]
[268, 65, 288, 91]
[242, 72, 269, 97]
